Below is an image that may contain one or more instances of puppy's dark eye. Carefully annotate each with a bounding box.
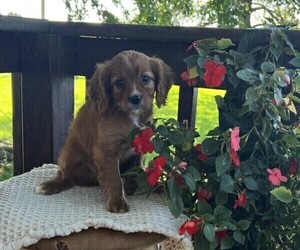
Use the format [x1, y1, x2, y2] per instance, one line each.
[141, 75, 151, 85]
[114, 80, 125, 89]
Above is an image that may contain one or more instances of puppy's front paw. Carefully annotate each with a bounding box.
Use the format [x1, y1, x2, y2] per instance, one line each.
[107, 197, 129, 213]
[36, 180, 63, 195]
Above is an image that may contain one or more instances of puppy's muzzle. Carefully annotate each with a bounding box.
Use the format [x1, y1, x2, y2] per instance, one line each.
[130, 95, 142, 105]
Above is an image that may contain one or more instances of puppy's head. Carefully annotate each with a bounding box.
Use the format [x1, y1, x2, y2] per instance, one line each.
[88, 50, 173, 117]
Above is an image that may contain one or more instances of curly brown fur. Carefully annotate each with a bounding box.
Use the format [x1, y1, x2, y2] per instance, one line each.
[36, 50, 173, 213]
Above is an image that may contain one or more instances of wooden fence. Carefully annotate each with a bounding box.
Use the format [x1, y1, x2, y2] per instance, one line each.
[0, 15, 299, 175]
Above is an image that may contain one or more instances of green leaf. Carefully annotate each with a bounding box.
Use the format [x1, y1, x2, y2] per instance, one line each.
[183, 55, 199, 67]
[187, 166, 201, 181]
[214, 205, 232, 221]
[204, 224, 215, 242]
[202, 138, 221, 155]
[156, 125, 169, 137]
[289, 57, 300, 67]
[197, 56, 206, 68]
[194, 231, 211, 250]
[262, 117, 272, 140]
[221, 236, 234, 249]
[216, 152, 232, 177]
[134, 172, 152, 194]
[215, 191, 228, 205]
[168, 130, 185, 145]
[182, 172, 196, 191]
[277, 105, 288, 121]
[245, 86, 261, 102]
[261, 61, 275, 73]
[203, 214, 215, 223]
[217, 38, 234, 50]
[236, 69, 259, 82]
[198, 200, 213, 215]
[233, 231, 245, 245]
[182, 141, 192, 151]
[282, 133, 299, 147]
[220, 174, 235, 193]
[270, 186, 293, 204]
[243, 176, 258, 191]
[215, 95, 225, 109]
[168, 195, 183, 218]
[237, 220, 251, 231]
[152, 137, 165, 153]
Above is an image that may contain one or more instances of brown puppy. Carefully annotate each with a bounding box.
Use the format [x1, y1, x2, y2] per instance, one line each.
[36, 50, 173, 213]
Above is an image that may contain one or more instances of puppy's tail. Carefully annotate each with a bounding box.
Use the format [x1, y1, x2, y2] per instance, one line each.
[36, 170, 74, 195]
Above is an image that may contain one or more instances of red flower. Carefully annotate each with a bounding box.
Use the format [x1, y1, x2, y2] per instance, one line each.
[230, 127, 240, 152]
[146, 156, 167, 186]
[203, 60, 226, 87]
[234, 189, 247, 209]
[178, 218, 203, 236]
[197, 188, 212, 201]
[229, 149, 240, 167]
[267, 168, 288, 186]
[215, 230, 229, 245]
[289, 158, 299, 175]
[132, 128, 154, 154]
[194, 144, 209, 161]
[180, 71, 198, 87]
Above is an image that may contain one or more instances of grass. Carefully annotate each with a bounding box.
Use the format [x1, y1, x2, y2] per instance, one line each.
[0, 74, 12, 143]
[0, 73, 225, 180]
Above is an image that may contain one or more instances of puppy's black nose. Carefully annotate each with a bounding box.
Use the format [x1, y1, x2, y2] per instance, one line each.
[130, 95, 142, 105]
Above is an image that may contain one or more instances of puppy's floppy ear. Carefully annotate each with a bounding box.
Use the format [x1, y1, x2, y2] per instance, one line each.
[87, 62, 112, 114]
[151, 58, 174, 108]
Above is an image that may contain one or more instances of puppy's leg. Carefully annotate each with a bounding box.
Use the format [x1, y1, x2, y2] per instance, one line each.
[36, 148, 81, 195]
[95, 155, 129, 213]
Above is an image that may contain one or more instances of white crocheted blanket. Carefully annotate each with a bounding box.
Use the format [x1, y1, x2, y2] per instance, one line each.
[0, 164, 193, 250]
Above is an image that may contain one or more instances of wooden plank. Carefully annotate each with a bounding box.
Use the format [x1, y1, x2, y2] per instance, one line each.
[12, 73, 53, 173]
[0, 15, 49, 33]
[0, 31, 20, 73]
[1, 15, 299, 45]
[177, 85, 198, 129]
[51, 75, 74, 163]
[11, 73, 23, 175]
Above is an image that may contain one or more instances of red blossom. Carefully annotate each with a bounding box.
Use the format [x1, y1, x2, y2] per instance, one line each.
[194, 144, 209, 161]
[229, 149, 240, 167]
[203, 60, 226, 87]
[267, 168, 288, 186]
[178, 218, 203, 236]
[289, 158, 299, 175]
[180, 71, 198, 87]
[146, 156, 167, 186]
[132, 128, 154, 154]
[230, 127, 240, 152]
[234, 189, 247, 209]
[197, 188, 212, 201]
[215, 230, 229, 245]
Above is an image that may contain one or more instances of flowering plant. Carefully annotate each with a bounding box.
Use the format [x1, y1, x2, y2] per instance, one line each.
[128, 28, 300, 249]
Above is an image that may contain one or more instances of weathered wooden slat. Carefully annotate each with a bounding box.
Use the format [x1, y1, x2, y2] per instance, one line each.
[12, 73, 53, 173]
[177, 86, 198, 128]
[11, 73, 23, 175]
[1, 15, 299, 44]
[51, 75, 74, 163]
[0, 15, 49, 33]
[0, 31, 20, 73]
